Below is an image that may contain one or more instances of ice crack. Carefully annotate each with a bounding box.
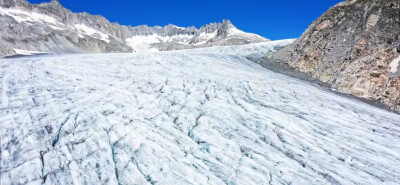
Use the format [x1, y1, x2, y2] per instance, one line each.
[40, 151, 47, 184]
[52, 114, 71, 147]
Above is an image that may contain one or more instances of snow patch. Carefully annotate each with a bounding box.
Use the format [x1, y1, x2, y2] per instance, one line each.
[227, 27, 245, 35]
[390, 55, 400, 73]
[126, 34, 193, 52]
[0, 7, 62, 29]
[13, 49, 47, 55]
[126, 35, 160, 52]
[227, 27, 268, 41]
[74, 24, 110, 43]
[171, 25, 186, 29]
[48, 24, 64, 30]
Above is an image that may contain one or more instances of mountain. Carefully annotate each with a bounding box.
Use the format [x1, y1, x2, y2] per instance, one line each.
[0, 0, 268, 56]
[127, 20, 268, 52]
[272, 0, 400, 112]
[2, 42, 400, 185]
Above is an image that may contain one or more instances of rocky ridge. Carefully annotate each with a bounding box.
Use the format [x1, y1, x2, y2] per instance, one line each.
[273, 0, 400, 112]
[0, 0, 268, 56]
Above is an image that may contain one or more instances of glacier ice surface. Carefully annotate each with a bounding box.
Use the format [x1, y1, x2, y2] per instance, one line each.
[1, 42, 400, 185]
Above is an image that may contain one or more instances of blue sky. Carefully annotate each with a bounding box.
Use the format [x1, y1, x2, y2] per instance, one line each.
[28, 0, 343, 40]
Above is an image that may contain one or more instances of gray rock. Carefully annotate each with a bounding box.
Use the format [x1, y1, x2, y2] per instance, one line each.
[273, 0, 400, 113]
[0, 0, 268, 56]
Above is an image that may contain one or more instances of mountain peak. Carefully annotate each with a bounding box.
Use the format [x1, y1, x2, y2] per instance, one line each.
[0, 0, 267, 56]
[221, 19, 236, 29]
[222, 19, 232, 25]
[50, 0, 60, 4]
[48, 0, 63, 7]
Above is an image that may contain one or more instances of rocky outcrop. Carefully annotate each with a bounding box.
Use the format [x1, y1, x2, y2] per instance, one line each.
[0, 0, 268, 56]
[273, 0, 400, 112]
[0, 0, 134, 55]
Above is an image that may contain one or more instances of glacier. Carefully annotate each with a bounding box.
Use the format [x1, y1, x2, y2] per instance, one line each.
[1, 41, 400, 185]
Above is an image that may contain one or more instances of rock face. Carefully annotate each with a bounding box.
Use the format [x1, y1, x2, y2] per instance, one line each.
[0, 0, 268, 56]
[0, 0, 134, 55]
[273, 0, 400, 112]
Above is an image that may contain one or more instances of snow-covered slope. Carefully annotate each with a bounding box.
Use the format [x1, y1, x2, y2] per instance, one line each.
[1, 42, 400, 185]
[185, 39, 295, 56]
